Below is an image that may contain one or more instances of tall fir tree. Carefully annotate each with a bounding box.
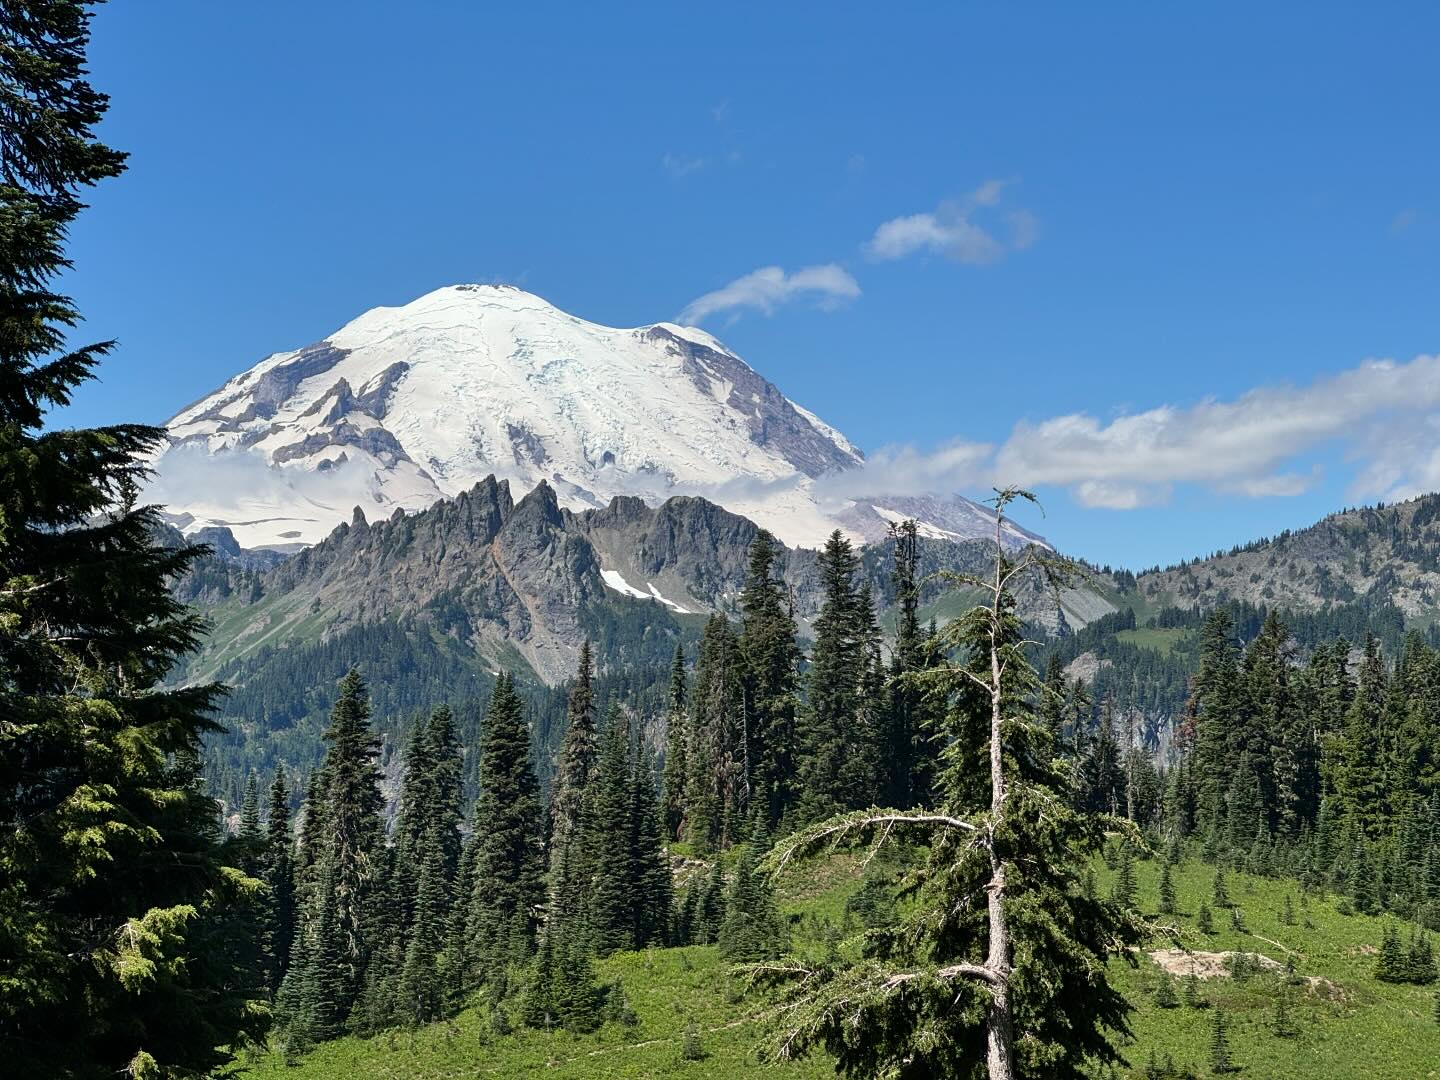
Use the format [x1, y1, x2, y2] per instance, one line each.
[586, 702, 638, 955]
[660, 643, 689, 840]
[1192, 609, 1245, 839]
[738, 530, 801, 831]
[630, 745, 674, 947]
[280, 669, 384, 1036]
[0, 5, 269, 1073]
[396, 705, 464, 1026]
[466, 674, 546, 984]
[887, 518, 938, 808]
[548, 641, 598, 898]
[265, 767, 297, 994]
[795, 530, 866, 823]
[684, 614, 747, 850]
[717, 840, 785, 962]
[1336, 635, 1388, 837]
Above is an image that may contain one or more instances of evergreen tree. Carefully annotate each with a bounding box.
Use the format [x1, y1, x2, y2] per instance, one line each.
[1040, 653, 1069, 755]
[322, 669, 384, 1017]
[549, 642, 598, 894]
[1192, 611, 1244, 839]
[1153, 976, 1179, 1009]
[1111, 836, 1138, 908]
[239, 773, 263, 853]
[281, 669, 384, 1037]
[695, 860, 727, 944]
[1080, 702, 1124, 815]
[1336, 635, 1388, 837]
[1158, 861, 1177, 915]
[466, 674, 546, 983]
[396, 705, 464, 1026]
[630, 745, 673, 947]
[717, 840, 785, 962]
[739, 530, 801, 829]
[1271, 989, 1296, 1038]
[1197, 903, 1215, 935]
[761, 490, 1140, 1080]
[841, 586, 890, 807]
[795, 531, 865, 823]
[684, 614, 747, 850]
[660, 643, 689, 840]
[0, 8, 269, 1070]
[1209, 1008, 1233, 1073]
[1407, 932, 1437, 985]
[1183, 970, 1203, 1008]
[1212, 868, 1231, 909]
[889, 519, 938, 806]
[587, 702, 638, 955]
[265, 767, 298, 994]
[1351, 838, 1379, 915]
[1375, 923, 1407, 982]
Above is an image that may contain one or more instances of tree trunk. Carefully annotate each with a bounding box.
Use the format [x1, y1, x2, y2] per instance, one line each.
[983, 524, 1016, 1080]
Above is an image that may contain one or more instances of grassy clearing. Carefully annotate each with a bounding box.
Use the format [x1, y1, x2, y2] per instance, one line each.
[1114, 627, 1194, 655]
[237, 851, 870, 1078]
[1097, 854, 1440, 1078]
[236, 945, 835, 1079]
[240, 846, 1440, 1077]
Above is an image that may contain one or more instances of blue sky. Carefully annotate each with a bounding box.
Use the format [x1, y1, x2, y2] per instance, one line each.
[60, 2, 1440, 568]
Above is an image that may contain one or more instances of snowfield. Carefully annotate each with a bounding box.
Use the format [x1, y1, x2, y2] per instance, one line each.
[152, 284, 1039, 553]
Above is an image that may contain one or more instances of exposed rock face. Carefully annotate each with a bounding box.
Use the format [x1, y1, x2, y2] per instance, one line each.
[185, 476, 1087, 684]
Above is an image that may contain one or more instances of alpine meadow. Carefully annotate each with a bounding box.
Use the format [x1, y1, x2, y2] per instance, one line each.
[7, 3, 1440, 1078]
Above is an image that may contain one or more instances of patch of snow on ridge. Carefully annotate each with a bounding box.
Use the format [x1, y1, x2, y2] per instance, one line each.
[600, 568, 648, 600]
[646, 582, 691, 614]
[600, 568, 692, 613]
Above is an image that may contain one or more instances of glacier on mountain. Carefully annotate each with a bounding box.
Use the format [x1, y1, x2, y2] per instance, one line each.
[151, 284, 1039, 552]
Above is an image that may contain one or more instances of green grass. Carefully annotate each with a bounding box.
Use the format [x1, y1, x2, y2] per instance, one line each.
[240, 849, 1440, 1078]
[1114, 627, 1194, 655]
[236, 851, 871, 1078]
[1096, 855, 1440, 1078]
[237, 946, 835, 1079]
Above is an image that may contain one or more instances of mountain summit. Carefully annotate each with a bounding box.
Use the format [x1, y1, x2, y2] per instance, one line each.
[155, 284, 1036, 551]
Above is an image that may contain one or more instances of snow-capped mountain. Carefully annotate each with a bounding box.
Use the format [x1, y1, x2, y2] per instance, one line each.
[154, 284, 1040, 552]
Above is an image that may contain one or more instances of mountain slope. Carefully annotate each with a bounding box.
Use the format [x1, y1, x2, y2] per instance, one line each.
[155, 284, 1037, 553]
[1132, 492, 1440, 619]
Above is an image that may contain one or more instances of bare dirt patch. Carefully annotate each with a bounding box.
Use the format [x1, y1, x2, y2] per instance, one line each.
[1147, 949, 1283, 979]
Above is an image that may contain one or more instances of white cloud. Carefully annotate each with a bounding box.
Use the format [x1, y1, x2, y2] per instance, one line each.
[866, 180, 1036, 264]
[828, 353, 1440, 510]
[817, 439, 992, 501]
[678, 264, 861, 325]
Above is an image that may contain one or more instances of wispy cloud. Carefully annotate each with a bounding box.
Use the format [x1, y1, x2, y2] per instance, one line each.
[678, 264, 861, 325]
[866, 180, 1037, 264]
[823, 353, 1440, 510]
[661, 151, 707, 178]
